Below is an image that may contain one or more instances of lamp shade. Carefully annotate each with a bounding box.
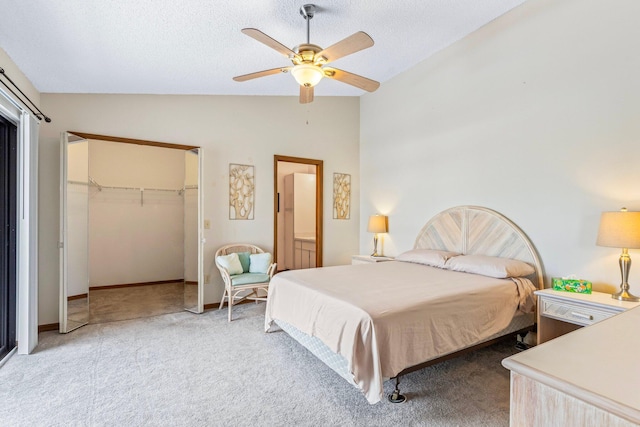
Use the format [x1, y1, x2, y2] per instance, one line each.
[596, 210, 640, 249]
[291, 64, 323, 87]
[367, 215, 388, 234]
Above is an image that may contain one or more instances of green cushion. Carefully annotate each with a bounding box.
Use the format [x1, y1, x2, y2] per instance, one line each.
[237, 252, 251, 273]
[230, 273, 270, 286]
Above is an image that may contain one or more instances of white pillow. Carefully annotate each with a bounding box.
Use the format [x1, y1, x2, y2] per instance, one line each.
[249, 253, 272, 274]
[395, 249, 459, 268]
[217, 252, 243, 275]
[445, 255, 535, 278]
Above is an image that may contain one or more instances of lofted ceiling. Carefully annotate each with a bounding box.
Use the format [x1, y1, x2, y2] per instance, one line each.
[0, 0, 526, 97]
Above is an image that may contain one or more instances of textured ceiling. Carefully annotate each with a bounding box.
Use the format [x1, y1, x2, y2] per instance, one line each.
[0, 0, 526, 97]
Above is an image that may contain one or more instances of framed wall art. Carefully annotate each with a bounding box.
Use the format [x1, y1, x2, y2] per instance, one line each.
[229, 163, 255, 220]
[333, 172, 350, 219]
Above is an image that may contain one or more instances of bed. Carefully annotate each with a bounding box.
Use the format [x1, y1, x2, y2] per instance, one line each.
[264, 206, 544, 404]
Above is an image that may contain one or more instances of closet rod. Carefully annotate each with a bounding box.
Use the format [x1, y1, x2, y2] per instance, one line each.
[95, 185, 181, 193]
[70, 179, 198, 193]
[88, 177, 183, 193]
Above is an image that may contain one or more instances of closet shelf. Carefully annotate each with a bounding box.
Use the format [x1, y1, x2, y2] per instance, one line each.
[67, 177, 199, 206]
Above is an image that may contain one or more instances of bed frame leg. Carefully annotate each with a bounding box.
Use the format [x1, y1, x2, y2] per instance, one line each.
[388, 376, 407, 403]
[515, 332, 530, 351]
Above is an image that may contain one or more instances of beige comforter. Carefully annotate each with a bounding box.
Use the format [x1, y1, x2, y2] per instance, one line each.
[264, 261, 536, 404]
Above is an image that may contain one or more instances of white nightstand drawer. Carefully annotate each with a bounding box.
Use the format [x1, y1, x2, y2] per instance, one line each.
[541, 299, 615, 326]
[535, 289, 639, 344]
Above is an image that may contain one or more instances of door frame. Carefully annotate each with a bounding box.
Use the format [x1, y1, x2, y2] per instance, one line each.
[0, 89, 39, 355]
[59, 131, 205, 332]
[273, 155, 323, 268]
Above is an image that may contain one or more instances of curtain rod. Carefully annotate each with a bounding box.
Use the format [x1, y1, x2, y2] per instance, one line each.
[0, 67, 51, 122]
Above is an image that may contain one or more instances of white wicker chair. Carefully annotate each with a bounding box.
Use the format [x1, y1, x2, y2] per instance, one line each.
[215, 244, 276, 321]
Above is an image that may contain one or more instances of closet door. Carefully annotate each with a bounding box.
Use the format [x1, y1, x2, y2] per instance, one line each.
[59, 132, 90, 333]
[183, 148, 204, 313]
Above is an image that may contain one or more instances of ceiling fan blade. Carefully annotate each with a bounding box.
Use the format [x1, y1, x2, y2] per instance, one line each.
[322, 67, 380, 92]
[241, 28, 298, 59]
[315, 32, 374, 64]
[300, 86, 314, 104]
[233, 67, 292, 82]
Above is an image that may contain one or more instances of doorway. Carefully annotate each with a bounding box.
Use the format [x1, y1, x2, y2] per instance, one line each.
[273, 155, 323, 271]
[60, 132, 203, 333]
[0, 115, 17, 360]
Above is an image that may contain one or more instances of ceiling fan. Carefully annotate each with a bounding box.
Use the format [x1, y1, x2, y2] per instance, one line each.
[233, 4, 380, 104]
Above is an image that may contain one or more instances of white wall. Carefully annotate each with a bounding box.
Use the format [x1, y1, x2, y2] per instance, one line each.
[360, 0, 640, 294]
[39, 94, 360, 324]
[0, 48, 40, 109]
[88, 140, 185, 286]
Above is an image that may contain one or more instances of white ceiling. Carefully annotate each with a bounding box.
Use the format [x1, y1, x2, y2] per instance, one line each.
[0, 0, 526, 97]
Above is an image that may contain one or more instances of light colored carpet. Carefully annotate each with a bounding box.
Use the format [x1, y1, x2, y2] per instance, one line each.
[0, 303, 517, 426]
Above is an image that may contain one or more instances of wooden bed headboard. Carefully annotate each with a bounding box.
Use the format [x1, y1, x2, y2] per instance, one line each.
[414, 205, 545, 290]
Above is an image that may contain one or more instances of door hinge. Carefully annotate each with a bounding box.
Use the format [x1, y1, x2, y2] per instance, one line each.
[58, 241, 64, 249]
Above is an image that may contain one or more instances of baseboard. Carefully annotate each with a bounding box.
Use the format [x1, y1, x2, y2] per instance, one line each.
[67, 293, 88, 301]
[38, 323, 59, 333]
[184, 281, 198, 286]
[90, 279, 184, 291]
[203, 303, 218, 310]
[204, 299, 258, 311]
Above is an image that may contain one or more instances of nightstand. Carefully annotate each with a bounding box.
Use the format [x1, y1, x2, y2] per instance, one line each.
[351, 255, 394, 265]
[536, 288, 639, 344]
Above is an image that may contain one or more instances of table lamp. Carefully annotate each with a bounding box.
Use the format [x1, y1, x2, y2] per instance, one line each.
[596, 208, 640, 302]
[367, 214, 388, 257]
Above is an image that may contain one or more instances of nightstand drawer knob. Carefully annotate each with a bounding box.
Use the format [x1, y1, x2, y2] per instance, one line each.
[570, 311, 593, 320]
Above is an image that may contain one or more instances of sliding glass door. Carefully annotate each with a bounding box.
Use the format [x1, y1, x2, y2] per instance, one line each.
[0, 115, 17, 360]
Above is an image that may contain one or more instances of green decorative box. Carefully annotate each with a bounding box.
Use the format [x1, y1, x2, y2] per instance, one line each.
[552, 277, 592, 294]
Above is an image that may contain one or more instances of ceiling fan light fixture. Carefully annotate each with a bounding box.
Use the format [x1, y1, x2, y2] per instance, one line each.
[291, 64, 323, 87]
[234, 5, 380, 102]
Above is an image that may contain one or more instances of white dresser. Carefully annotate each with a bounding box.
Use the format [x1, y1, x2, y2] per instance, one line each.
[502, 305, 640, 426]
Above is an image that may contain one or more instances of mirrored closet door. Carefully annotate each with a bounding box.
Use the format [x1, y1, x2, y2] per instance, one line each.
[183, 148, 203, 313]
[59, 132, 90, 333]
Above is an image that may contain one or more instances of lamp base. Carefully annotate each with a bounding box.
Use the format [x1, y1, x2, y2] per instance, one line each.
[612, 289, 640, 302]
[371, 234, 380, 257]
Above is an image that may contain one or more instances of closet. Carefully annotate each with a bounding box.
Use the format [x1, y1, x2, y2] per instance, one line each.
[60, 132, 203, 333]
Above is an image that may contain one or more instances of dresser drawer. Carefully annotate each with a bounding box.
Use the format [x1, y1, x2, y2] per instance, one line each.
[540, 299, 616, 327]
